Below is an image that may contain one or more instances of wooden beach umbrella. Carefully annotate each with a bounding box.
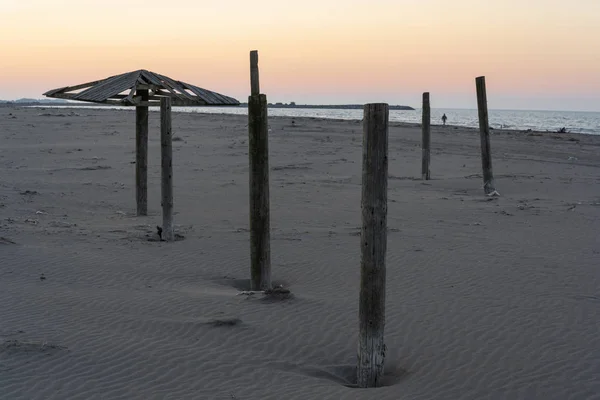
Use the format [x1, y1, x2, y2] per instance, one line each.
[44, 69, 240, 240]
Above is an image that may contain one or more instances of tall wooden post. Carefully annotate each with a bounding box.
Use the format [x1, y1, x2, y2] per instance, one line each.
[250, 50, 260, 96]
[135, 88, 149, 216]
[357, 103, 389, 388]
[160, 97, 174, 242]
[248, 50, 270, 290]
[248, 94, 271, 291]
[421, 92, 431, 180]
[475, 76, 498, 196]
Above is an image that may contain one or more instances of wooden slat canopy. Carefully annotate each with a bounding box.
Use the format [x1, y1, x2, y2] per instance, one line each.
[43, 69, 240, 107]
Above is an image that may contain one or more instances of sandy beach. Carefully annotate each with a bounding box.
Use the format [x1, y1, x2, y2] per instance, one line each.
[1, 106, 599, 399]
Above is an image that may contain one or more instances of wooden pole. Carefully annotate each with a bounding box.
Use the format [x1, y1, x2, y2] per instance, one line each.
[135, 88, 149, 216]
[357, 103, 389, 388]
[160, 97, 174, 241]
[421, 92, 431, 180]
[250, 50, 260, 96]
[248, 93, 271, 291]
[475, 76, 498, 196]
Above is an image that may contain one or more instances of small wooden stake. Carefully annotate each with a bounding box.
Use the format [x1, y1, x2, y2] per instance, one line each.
[135, 89, 149, 216]
[248, 93, 271, 291]
[421, 92, 431, 180]
[250, 50, 260, 96]
[160, 97, 174, 241]
[357, 103, 389, 388]
[475, 76, 497, 195]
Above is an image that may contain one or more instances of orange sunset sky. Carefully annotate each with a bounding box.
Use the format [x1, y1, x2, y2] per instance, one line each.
[1, 0, 599, 111]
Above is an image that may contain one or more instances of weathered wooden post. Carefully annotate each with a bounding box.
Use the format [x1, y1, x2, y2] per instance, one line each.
[421, 92, 431, 180]
[250, 50, 260, 96]
[160, 97, 174, 241]
[135, 88, 149, 215]
[248, 50, 271, 291]
[357, 103, 389, 388]
[475, 76, 498, 196]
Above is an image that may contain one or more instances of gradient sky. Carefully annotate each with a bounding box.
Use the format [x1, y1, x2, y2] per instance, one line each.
[1, 0, 599, 111]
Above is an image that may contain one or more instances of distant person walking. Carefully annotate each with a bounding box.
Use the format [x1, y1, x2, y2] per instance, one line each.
[442, 113, 447, 126]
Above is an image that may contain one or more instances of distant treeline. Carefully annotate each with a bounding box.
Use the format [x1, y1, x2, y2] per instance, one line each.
[0, 98, 70, 107]
[1, 98, 415, 111]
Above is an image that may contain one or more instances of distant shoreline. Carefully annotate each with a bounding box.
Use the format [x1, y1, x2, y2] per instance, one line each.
[243, 103, 415, 111]
[5, 102, 597, 135]
[1, 101, 415, 111]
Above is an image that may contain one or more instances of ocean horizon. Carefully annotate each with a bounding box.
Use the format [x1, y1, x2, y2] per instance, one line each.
[29, 104, 600, 135]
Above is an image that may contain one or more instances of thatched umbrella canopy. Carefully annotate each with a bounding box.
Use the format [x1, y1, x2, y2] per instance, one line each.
[43, 70, 240, 238]
[43, 69, 239, 107]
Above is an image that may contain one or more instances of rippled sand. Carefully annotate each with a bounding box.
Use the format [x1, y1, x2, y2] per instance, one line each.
[1, 106, 599, 400]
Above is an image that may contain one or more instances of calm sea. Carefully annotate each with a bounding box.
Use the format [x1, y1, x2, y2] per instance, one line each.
[32, 106, 600, 135]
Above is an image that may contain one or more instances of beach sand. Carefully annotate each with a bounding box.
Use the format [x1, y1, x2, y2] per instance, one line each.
[1, 106, 599, 400]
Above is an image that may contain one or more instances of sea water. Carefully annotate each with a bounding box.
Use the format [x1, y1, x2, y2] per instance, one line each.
[183, 107, 600, 135]
[31, 106, 600, 135]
